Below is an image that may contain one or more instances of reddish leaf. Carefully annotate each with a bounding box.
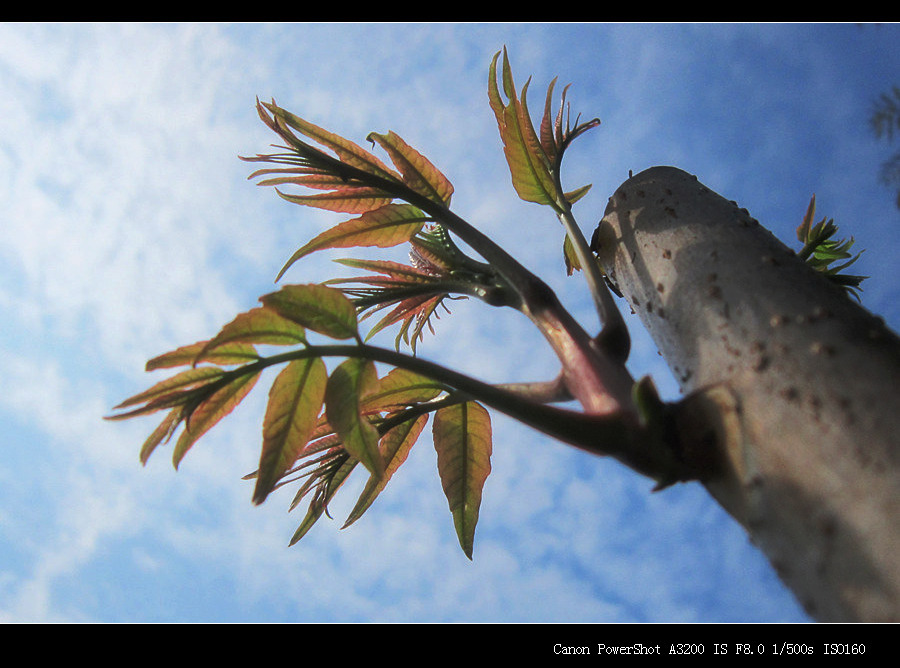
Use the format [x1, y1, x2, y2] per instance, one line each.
[367, 131, 454, 205]
[333, 257, 435, 282]
[342, 414, 428, 528]
[288, 455, 357, 546]
[172, 371, 260, 468]
[262, 100, 400, 183]
[138, 407, 182, 465]
[275, 186, 393, 214]
[797, 194, 817, 243]
[110, 366, 226, 415]
[145, 341, 258, 371]
[253, 357, 328, 505]
[541, 77, 601, 157]
[252, 172, 358, 190]
[293, 431, 343, 464]
[328, 257, 457, 352]
[540, 77, 561, 165]
[276, 204, 430, 282]
[433, 401, 492, 559]
[367, 293, 446, 352]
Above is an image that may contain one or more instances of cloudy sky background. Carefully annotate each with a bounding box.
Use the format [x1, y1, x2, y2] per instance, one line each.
[1, 22, 898, 623]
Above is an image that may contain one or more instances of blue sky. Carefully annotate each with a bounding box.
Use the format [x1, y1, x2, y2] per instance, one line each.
[1, 22, 898, 623]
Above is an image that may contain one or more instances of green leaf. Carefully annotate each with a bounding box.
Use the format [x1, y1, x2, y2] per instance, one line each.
[253, 357, 328, 505]
[795, 195, 867, 298]
[432, 401, 492, 559]
[367, 131, 454, 205]
[200, 307, 308, 359]
[796, 195, 817, 245]
[563, 234, 580, 276]
[564, 184, 592, 205]
[260, 284, 358, 340]
[324, 359, 384, 478]
[173, 371, 260, 468]
[275, 204, 430, 282]
[342, 414, 428, 529]
[488, 49, 558, 208]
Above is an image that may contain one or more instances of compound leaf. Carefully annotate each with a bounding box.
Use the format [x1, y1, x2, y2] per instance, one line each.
[289, 454, 357, 546]
[262, 100, 399, 182]
[111, 366, 226, 415]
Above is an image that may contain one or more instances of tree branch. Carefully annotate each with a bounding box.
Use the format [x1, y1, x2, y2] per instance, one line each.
[205, 342, 692, 486]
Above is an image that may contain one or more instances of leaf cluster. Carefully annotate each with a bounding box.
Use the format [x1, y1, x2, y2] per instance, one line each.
[110, 49, 683, 560]
[488, 47, 600, 275]
[242, 98, 514, 352]
[109, 283, 494, 558]
[796, 195, 867, 299]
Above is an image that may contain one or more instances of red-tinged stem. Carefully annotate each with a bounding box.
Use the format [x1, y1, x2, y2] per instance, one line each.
[210, 342, 688, 484]
[516, 280, 636, 416]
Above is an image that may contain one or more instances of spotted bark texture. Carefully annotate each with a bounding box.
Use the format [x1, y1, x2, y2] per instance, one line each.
[594, 166, 900, 622]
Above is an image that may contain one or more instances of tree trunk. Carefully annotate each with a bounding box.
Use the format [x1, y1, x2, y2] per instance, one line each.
[593, 166, 900, 622]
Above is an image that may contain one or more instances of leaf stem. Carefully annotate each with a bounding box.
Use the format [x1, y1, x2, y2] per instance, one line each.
[557, 207, 623, 328]
[553, 182, 630, 361]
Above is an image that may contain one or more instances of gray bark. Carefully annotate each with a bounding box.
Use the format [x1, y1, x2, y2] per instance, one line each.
[593, 166, 900, 622]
